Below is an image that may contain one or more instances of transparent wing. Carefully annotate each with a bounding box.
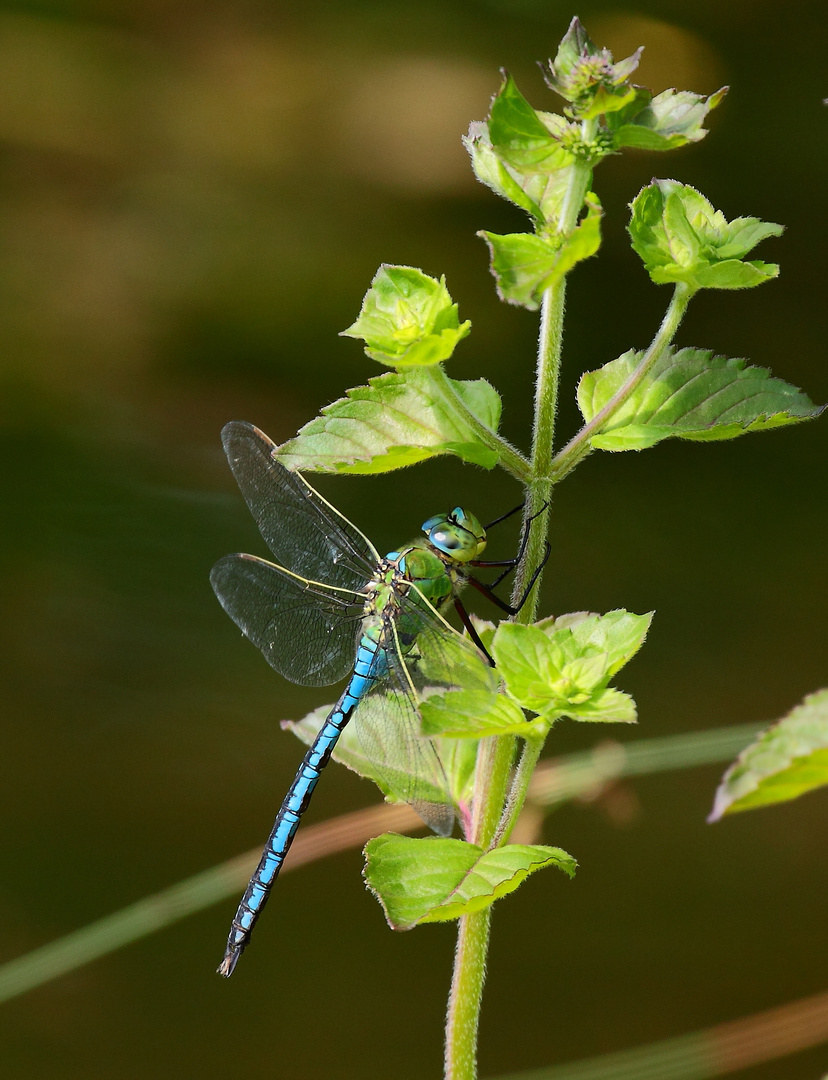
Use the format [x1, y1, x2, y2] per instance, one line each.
[211, 553, 363, 687]
[220, 421, 379, 590]
[354, 594, 497, 835]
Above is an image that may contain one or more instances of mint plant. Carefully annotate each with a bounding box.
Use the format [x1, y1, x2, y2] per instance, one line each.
[248, 17, 821, 1080]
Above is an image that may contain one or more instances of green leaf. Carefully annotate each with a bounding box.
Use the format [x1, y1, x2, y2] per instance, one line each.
[612, 87, 727, 150]
[284, 706, 479, 809]
[492, 611, 650, 724]
[275, 368, 503, 473]
[492, 623, 568, 715]
[462, 106, 578, 228]
[488, 72, 568, 172]
[420, 688, 538, 738]
[341, 265, 471, 366]
[464, 122, 544, 221]
[693, 260, 780, 289]
[479, 195, 602, 309]
[629, 180, 783, 290]
[566, 687, 638, 724]
[577, 347, 823, 451]
[535, 610, 653, 677]
[479, 232, 561, 310]
[364, 834, 576, 930]
[709, 690, 828, 820]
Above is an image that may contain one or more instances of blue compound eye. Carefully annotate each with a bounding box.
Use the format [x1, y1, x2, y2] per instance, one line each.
[421, 508, 487, 563]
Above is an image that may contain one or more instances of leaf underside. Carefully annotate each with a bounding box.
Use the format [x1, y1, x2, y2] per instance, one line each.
[710, 689, 828, 819]
[276, 368, 502, 473]
[578, 347, 822, 451]
[364, 834, 576, 930]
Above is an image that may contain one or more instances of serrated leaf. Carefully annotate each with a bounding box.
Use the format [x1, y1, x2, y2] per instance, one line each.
[709, 690, 828, 820]
[535, 609, 652, 677]
[629, 180, 783, 291]
[488, 72, 567, 171]
[464, 123, 544, 221]
[364, 834, 576, 930]
[565, 687, 638, 724]
[692, 259, 779, 289]
[420, 688, 537, 738]
[492, 613, 649, 723]
[479, 232, 562, 309]
[492, 624, 566, 714]
[342, 265, 470, 367]
[284, 705, 480, 809]
[612, 87, 727, 150]
[578, 347, 822, 451]
[612, 124, 685, 152]
[275, 368, 503, 473]
[479, 196, 601, 309]
[466, 109, 580, 227]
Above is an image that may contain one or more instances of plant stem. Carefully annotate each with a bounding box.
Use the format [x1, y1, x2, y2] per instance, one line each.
[444, 156, 592, 1080]
[508, 284, 563, 613]
[511, 158, 592, 613]
[445, 730, 515, 1080]
[493, 733, 546, 846]
[444, 908, 492, 1080]
[549, 282, 694, 484]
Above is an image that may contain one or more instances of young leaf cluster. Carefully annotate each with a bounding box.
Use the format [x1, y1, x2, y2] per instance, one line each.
[421, 611, 651, 737]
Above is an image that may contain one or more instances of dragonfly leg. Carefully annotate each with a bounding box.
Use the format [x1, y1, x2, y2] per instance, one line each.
[472, 501, 549, 589]
[482, 501, 524, 531]
[467, 539, 551, 615]
[454, 597, 495, 666]
[466, 496, 550, 591]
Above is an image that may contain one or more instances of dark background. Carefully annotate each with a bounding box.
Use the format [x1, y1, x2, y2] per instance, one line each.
[1, 2, 826, 1078]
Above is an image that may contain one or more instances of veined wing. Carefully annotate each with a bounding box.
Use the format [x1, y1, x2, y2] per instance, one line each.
[211, 553, 363, 687]
[220, 421, 379, 590]
[353, 593, 497, 835]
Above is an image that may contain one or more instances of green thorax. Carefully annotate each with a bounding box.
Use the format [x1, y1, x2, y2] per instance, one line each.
[369, 545, 453, 619]
[364, 505, 488, 643]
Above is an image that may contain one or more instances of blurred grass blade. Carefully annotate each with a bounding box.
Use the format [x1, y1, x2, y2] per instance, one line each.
[0, 802, 419, 1005]
[0, 723, 762, 1005]
[489, 988, 828, 1079]
[528, 722, 766, 808]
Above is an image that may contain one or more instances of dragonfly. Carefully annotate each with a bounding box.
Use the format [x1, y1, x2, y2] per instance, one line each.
[211, 420, 547, 976]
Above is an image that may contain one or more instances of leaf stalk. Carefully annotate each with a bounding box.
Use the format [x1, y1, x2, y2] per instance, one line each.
[549, 282, 694, 482]
[426, 365, 532, 482]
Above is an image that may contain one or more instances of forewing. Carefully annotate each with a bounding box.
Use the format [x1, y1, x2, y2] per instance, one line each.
[211, 553, 362, 687]
[354, 598, 496, 836]
[220, 421, 378, 590]
[356, 680, 455, 837]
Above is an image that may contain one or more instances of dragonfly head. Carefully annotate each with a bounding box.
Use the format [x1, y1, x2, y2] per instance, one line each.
[421, 507, 487, 563]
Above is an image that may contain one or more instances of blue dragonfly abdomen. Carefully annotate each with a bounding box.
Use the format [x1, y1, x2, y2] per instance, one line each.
[218, 630, 385, 976]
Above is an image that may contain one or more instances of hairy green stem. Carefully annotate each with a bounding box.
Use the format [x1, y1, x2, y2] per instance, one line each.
[493, 734, 547, 846]
[444, 156, 593, 1080]
[444, 908, 492, 1080]
[444, 731, 515, 1080]
[470, 735, 518, 848]
[511, 158, 592, 611]
[549, 282, 694, 483]
[509, 284, 563, 613]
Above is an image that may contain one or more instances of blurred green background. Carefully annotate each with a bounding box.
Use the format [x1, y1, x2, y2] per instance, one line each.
[1, 2, 826, 1077]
